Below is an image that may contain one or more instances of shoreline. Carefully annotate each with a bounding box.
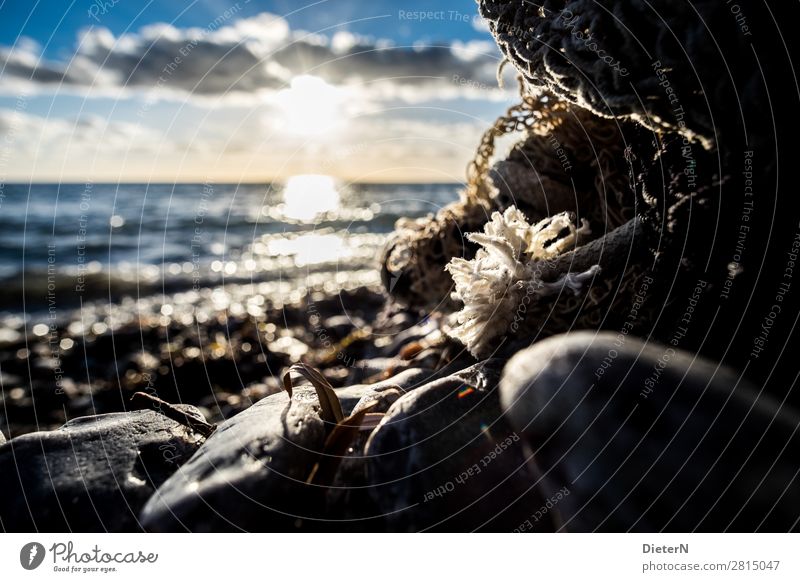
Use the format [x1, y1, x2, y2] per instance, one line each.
[0, 283, 408, 439]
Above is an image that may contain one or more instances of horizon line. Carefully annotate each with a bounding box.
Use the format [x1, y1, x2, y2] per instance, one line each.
[3, 179, 467, 186]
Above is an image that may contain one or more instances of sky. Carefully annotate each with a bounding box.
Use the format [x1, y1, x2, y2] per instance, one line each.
[0, 0, 517, 183]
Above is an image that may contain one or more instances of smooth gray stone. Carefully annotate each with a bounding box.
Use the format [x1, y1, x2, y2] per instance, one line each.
[319, 384, 409, 529]
[335, 368, 431, 414]
[0, 407, 206, 532]
[352, 386, 403, 415]
[141, 386, 326, 532]
[140, 368, 431, 532]
[500, 332, 800, 532]
[363, 361, 551, 531]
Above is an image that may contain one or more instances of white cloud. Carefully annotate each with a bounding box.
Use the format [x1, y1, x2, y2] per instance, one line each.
[0, 12, 511, 103]
[472, 15, 491, 34]
[0, 12, 520, 182]
[450, 40, 497, 62]
[0, 110, 166, 154]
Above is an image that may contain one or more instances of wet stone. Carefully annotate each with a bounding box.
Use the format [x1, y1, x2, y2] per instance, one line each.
[362, 361, 551, 531]
[140, 368, 432, 532]
[0, 407, 207, 532]
[500, 332, 800, 532]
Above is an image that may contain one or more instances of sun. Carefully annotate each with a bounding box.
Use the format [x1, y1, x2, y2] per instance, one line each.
[275, 75, 346, 137]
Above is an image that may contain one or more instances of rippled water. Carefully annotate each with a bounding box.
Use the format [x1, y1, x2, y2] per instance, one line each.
[0, 179, 460, 321]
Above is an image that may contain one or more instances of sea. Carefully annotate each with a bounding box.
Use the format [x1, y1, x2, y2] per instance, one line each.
[0, 178, 460, 337]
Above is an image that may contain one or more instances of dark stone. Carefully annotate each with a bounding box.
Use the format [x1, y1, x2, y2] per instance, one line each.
[500, 332, 800, 532]
[332, 368, 432, 414]
[140, 369, 432, 532]
[322, 315, 364, 341]
[141, 386, 327, 532]
[317, 383, 410, 530]
[351, 386, 403, 415]
[0, 407, 207, 532]
[362, 361, 551, 531]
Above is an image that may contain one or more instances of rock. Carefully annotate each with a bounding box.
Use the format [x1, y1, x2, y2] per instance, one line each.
[344, 358, 400, 384]
[351, 386, 404, 415]
[322, 315, 364, 341]
[362, 361, 552, 531]
[500, 332, 800, 532]
[141, 386, 327, 532]
[0, 407, 207, 532]
[140, 368, 431, 532]
[0, 430, 5, 445]
[313, 369, 448, 529]
[376, 318, 441, 357]
[316, 383, 412, 529]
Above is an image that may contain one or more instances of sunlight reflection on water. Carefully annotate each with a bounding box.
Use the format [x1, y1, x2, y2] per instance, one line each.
[281, 174, 340, 222]
[267, 232, 347, 267]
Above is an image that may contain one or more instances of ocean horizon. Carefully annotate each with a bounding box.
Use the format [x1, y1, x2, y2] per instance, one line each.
[0, 180, 461, 328]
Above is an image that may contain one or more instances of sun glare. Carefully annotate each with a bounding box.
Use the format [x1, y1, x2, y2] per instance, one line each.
[281, 174, 341, 222]
[275, 75, 346, 137]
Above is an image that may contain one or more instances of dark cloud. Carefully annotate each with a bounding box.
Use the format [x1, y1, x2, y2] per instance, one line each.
[275, 42, 499, 87]
[0, 49, 90, 85]
[0, 14, 504, 99]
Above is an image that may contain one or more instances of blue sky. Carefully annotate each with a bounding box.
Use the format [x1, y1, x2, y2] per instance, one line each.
[0, 0, 515, 182]
[1, 0, 491, 54]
